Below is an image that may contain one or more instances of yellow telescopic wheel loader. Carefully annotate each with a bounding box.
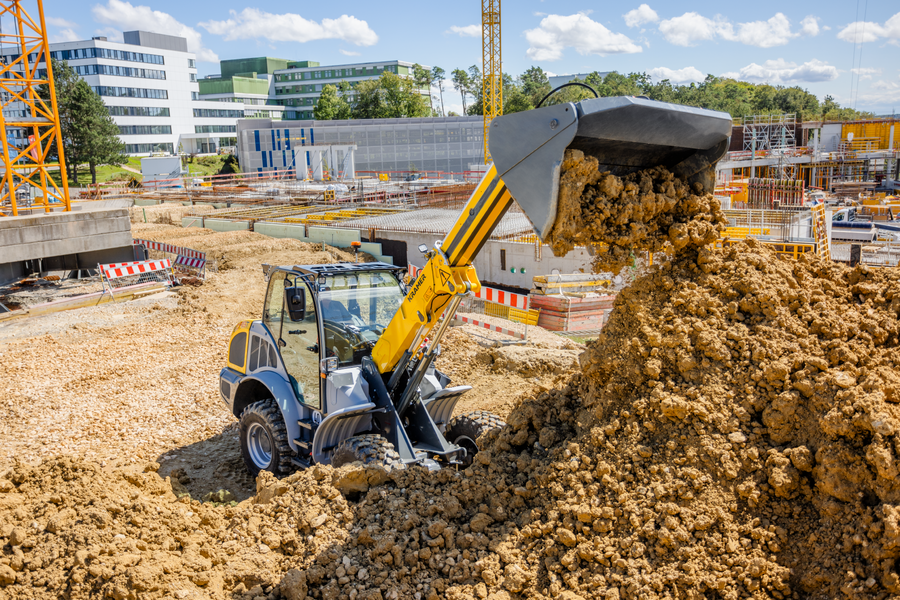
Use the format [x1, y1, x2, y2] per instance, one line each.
[218, 96, 732, 475]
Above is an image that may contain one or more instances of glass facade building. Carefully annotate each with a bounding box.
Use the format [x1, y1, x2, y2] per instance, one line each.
[237, 116, 486, 176]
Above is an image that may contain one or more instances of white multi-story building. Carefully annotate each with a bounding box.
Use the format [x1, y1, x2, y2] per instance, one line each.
[1, 30, 283, 156]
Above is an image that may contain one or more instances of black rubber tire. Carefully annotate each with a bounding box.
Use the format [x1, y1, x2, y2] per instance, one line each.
[331, 434, 404, 473]
[445, 410, 506, 467]
[239, 399, 294, 477]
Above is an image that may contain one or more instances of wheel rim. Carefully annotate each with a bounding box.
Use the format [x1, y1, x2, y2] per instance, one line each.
[453, 435, 479, 467]
[247, 423, 273, 469]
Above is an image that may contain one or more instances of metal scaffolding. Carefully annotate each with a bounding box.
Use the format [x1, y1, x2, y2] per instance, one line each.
[0, 0, 70, 215]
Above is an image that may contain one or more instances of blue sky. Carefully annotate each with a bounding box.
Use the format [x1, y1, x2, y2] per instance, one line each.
[39, 0, 900, 115]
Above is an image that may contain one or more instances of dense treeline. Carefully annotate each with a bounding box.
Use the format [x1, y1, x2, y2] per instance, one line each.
[450, 66, 874, 122]
[315, 64, 874, 123]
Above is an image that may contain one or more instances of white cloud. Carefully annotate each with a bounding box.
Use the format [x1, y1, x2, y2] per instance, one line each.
[624, 4, 658, 28]
[446, 25, 480, 37]
[658, 12, 731, 46]
[659, 11, 820, 47]
[800, 16, 821, 36]
[525, 13, 642, 61]
[725, 13, 797, 48]
[200, 9, 377, 46]
[92, 27, 124, 42]
[92, 0, 218, 62]
[49, 28, 81, 43]
[852, 67, 881, 80]
[647, 66, 705, 84]
[339, 49, 361, 57]
[47, 17, 78, 28]
[722, 58, 839, 84]
[837, 12, 900, 45]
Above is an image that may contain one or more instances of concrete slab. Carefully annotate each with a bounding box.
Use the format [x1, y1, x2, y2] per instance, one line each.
[0, 205, 133, 264]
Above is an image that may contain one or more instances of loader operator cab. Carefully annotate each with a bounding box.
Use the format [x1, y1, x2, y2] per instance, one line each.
[263, 263, 405, 410]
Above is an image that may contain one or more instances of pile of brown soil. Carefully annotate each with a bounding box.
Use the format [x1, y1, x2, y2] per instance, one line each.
[546, 149, 725, 274]
[4, 241, 899, 600]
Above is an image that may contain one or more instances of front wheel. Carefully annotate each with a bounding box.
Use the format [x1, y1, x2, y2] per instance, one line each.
[445, 410, 506, 467]
[331, 434, 404, 473]
[239, 399, 293, 477]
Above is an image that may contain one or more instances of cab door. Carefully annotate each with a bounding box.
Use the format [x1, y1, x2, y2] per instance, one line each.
[262, 272, 321, 409]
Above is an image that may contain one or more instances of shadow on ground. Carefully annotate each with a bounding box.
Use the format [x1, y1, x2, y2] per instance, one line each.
[155, 423, 257, 502]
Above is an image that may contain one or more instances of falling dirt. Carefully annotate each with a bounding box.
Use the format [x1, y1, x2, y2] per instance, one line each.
[4, 207, 900, 599]
[547, 149, 725, 275]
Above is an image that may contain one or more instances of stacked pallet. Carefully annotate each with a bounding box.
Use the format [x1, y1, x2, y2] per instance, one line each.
[530, 274, 616, 332]
[530, 294, 615, 332]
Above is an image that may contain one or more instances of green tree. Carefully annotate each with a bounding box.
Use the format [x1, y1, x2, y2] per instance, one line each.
[352, 72, 430, 119]
[412, 64, 434, 115]
[70, 81, 128, 184]
[451, 68, 470, 114]
[39, 59, 126, 184]
[432, 66, 446, 117]
[314, 83, 352, 120]
[520, 66, 551, 107]
[218, 154, 241, 176]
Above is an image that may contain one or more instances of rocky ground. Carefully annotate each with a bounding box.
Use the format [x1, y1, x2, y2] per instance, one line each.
[2, 191, 900, 600]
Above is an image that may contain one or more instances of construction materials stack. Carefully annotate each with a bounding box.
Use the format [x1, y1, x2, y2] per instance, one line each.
[529, 273, 616, 332]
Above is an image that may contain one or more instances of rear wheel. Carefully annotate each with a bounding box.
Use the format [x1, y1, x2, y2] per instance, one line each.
[331, 434, 404, 472]
[239, 399, 293, 477]
[445, 410, 506, 467]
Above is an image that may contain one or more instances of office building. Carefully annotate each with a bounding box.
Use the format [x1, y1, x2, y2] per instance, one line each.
[1, 31, 283, 156]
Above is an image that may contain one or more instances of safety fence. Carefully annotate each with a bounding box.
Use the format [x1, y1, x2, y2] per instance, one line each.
[133, 238, 208, 279]
[407, 264, 539, 343]
[98, 259, 174, 299]
[831, 242, 900, 267]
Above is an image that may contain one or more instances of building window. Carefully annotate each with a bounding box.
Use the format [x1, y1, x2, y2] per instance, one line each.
[107, 106, 170, 117]
[47, 48, 164, 65]
[195, 125, 236, 133]
[188, 58, 196, 69]
[190, 73, 197, 82]
[119, 125, 173, 135]
[125, 142, 174, 154]
[193, 108, 244, 118]
[69, 64, 165, 79]
[93, 86, 168, 99]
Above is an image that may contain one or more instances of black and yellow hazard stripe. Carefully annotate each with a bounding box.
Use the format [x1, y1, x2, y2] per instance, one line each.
[441, 164, 514, 266]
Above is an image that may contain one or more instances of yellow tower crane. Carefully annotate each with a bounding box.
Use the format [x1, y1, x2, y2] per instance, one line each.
[0, 0, 71, 216]
[481, 0, 501, 163]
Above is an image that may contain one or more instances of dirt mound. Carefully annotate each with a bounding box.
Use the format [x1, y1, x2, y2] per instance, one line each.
[7, 242, 898, 600]
[547, 149, 725, 274]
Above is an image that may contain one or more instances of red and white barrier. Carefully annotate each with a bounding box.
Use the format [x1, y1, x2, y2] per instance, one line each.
[102, 259, 172, 280]
[174, 255, 206, 270]
[134, 238, 205, 260]
[457, 316, 526, 340]
[474, 287, 529, 309]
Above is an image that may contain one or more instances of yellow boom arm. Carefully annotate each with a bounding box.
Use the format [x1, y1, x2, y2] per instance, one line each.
[372, 164, 513, 373]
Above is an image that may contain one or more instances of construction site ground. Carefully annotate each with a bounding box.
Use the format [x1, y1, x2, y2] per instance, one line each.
[0, 220, 580, 504]
[5, 190, 900, 600]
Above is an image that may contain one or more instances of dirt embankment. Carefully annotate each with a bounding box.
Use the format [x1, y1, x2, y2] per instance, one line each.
[547, 149, 724, 274]
[4, 238, 900, 600]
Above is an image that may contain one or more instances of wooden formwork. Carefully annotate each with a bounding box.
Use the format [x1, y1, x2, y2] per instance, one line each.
[529, 295, 616, 332]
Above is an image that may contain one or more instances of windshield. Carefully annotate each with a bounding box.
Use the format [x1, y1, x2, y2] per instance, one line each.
[317, 271, 404, 366]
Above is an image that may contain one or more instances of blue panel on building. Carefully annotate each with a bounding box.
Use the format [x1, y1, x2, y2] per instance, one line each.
[262, 151, 267, 168]
[284, 129, 290, 150]
[254, 130, 260, 152]
[269, 151, 273, 170]
[310, 128, 315, 145]
[300, 129, 305, 146]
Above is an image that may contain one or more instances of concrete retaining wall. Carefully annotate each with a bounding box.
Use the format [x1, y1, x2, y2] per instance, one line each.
[203, 219, 250, 232]
[0, 207, 132, 263]
[252, 223, 393, 264]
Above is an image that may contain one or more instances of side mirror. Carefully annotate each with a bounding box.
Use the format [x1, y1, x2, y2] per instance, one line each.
[286, 287, 306, 321]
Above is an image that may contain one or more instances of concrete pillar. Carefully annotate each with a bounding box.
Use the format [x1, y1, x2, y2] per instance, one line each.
[328, 146, 336, 180]
[312, 150, 323, 181]
[346, 146, 356, 179]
